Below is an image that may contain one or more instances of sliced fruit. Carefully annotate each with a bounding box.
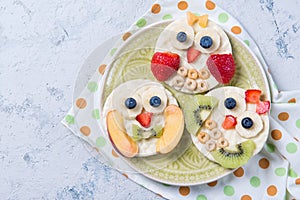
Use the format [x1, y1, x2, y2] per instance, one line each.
[141, 86, 167, 114]
[106, 110, 138, 158]
[256, 100, 270, 114]
[187, 47, 201, 63]
[211, 140, 256, 169]
[186, 11, 198, 26]
[132, 124, 162, 141]
[245, 89, 261, 104]
[195, 29, 220, 54]
[222, 115, 237, 129]
[177, 94, 218, 135]
[198, 14, 209, 28]
[151, 52, 180, 81]
[207, 54, 236, 84]
[156, 105, 184, 154]
[169, 21, 194, 50]
[136, 112, 153, 128]
[236, 111, 263, 138]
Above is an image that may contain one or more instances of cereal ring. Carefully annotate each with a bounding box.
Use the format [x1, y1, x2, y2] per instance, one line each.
[205, 140, 216, 151]
[197, 132, 210, 144]
[217, 137, 229, 148]
[184, 78, 197, 91]
[197, 81, 208, 92]
[205, 119, 217, 130]
[198, 69, 210, 80]
[188, 69, 198, 80]
[210, 128, 223, 139]
[171, 76, 185, 87]
[177, 66, 188, 77]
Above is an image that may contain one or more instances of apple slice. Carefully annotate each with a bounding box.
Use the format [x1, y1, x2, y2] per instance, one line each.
[156, 105, 184, 154]
[107, 110, 138, 157]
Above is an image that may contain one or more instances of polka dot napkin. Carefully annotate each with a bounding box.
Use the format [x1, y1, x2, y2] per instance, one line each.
[62, 0, 300, 199]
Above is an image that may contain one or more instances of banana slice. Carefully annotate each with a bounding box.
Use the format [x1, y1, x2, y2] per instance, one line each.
[236, 111, 263, 138]
[194, 28, 220, 54]
[218, 93, 246, 117]
[141, 86, 167, 114]
[167, 20, 194, 50]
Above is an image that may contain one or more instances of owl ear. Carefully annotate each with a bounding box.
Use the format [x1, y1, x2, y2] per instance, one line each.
[187, 11, 198, 26]
[186, 12, 209, 28]
[198, 14, 208, 28]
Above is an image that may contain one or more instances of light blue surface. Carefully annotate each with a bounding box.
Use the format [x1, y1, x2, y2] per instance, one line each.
[0, 0, 299, 199]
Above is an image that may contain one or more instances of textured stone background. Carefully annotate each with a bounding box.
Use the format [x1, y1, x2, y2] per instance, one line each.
[0, 0, 299, 199]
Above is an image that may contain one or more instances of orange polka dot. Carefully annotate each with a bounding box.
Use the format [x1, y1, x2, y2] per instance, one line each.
[233, 167, 244, 177]
[271, 129, 282, 140]
[205, 0, 216, 10]
[151, 3, 161, 14]
[177, 1, 188, 10]
[207, 180, 218, 187]
[112, 149, 119, 158]
[295, 178, 300, 185]
[80, 126, 91, 136]
[231, 26, 242, 34]
[122, 32, 132, 41]
[267, 185, 277, 196]
[179, 186, 190, 196]
[122, 173, 128, 178]
[241, 195, 252, 200]
[76, 98, 87, 109]
[278, 112, 289, 121]
[259, 158, 270, 169]
[98, 64, 106, 75]
[288, 98, 296, 103]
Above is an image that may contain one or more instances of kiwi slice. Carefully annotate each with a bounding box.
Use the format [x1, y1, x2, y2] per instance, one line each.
[132, 124, 163, 141]
[211, 140, 256, 169]
[177, 94, 218, 135]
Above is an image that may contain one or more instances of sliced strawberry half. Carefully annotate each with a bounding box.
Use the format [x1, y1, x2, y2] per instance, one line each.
[222, 115, 237, 129]
[187, 47, 201, 63]
[256, 100, 270, 114]
[136, 112, 153, 128]
[206, 54, 236, 84]
[245, 89, 261, 104]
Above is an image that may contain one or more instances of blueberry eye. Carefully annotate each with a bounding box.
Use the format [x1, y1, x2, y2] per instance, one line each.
[150, 96, 161, 107]
[200, 36, 213, 49]
[241, 117, 253, 129]
[224, 97, 237, 109]
[176, 32, 187, 43]
[125, 97, 137, 109]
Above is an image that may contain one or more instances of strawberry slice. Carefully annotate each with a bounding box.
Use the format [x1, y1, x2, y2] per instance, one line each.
[187, 47, 201, 63]
[222, 115, 237, 129]
[207, 54, 236, 84]
[151, 52, 180, 81]
[256, 100, 270, 114]
[136, 112, 153, 128]
[245, 89, 261, 104]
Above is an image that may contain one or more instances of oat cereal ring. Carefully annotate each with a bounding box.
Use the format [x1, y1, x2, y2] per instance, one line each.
[205, 140, 216, 152]
[217, 137, 229, 148]
[205, 119, 217, 130]
[184, 78, 197, 91]
[197, 81, 208, 92]
[210, 128, 223, 140]
[177, 66, 188, 77]
[197, 132, 210, 144]
[198, 69, 210, 80]
[171, 76, 185, 87]
[188, 69, 198, 80]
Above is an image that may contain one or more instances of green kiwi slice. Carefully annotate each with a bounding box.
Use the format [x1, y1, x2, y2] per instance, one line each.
[211, 140, 256, 169]
[132, 124, 163, 141]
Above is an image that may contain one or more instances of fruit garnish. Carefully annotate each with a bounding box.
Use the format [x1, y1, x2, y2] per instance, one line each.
[198, 14, 208, 28]
[149, 96, 161, 107]
[241, 117, 253, 129]
[207, 54, 236, 84]
[222, 115, 237, 129]
[224, 97, 237, 110]
[151, 52, 180, 81]
[236, 111, 263, 138]
[176, 32, 187, 42]
[187, 11, 198, 26]
[136, 112, 153, 128]
[125, 97, 137, 109]
[245, 89, 261, 104]
[187, 47, 201, 63]
[256, 100, 270, 114]
[200, 36, 213, 49]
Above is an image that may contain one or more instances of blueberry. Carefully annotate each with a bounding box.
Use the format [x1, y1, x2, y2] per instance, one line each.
[125, 97, 137, 109]
[224, 97, 237, 109]
[200, 36, 213, 49]
[241, 117, 253, 129]
[150, 96, 161, 107]
[176, 32, 187, 43]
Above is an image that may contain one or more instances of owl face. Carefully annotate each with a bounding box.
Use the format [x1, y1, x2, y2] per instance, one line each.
[103, 80, 184, 157]
[154, 13, 233, 94]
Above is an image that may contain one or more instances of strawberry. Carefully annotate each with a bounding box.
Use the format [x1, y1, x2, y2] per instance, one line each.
[222, 115, 237, 129]
[151, 52, 180, 81]
[245, 89, 261, 104]
[187, 47, 201, 63]
[206, 54, 236, 84]
[136, 112, 153, 128]
[256, 100, 270, 114]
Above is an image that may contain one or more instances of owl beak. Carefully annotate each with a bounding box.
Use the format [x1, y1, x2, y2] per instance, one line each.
[187, 47, 201, 63]
[136, 109, 153, 128]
